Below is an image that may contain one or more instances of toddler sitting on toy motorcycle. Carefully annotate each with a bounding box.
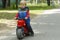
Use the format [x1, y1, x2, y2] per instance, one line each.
[15, 1, 34, 35]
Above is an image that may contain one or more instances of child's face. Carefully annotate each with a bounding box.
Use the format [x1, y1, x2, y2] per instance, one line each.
[20, 3, 26, 8]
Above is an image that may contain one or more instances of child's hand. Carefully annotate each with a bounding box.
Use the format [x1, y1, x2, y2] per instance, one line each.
[25, 17, 28, 19]
[14, 17, 17, 20]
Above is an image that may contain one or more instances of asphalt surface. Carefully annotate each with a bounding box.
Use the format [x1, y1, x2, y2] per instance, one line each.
[0, 9, 60, 40]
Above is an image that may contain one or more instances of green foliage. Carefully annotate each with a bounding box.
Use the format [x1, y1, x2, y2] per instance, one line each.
[0, 3, 59, 10]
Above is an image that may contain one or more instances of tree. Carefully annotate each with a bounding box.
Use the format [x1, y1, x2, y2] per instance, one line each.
[47, 0, 50, 6]
[16, 0, 18, 8]
[2, 0, 6, 8]
[36, 0, 38, 4]
[2, 0, 10, 8]
[8, 0, 10, 7]
[30, 0, 33, 4]
[51, 0, 55, 6]
[16, 0, 21, 8]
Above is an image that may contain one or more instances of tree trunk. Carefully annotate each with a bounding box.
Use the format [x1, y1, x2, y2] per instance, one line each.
[36, 0, 38, 4]
[16, 0, 18, 8]
[58, 0, 60, 4]
[47, 0, 50, 6]
[6, 0, 8, 8]
[8, 0, 10, 7]
[51, 0, 55, 6]
[2, 0, 6, 8]
[30, 0, 32, 4]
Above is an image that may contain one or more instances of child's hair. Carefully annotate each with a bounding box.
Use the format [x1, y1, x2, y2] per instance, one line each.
[18, 0, 26, 8]
[20, 0, 26, 5]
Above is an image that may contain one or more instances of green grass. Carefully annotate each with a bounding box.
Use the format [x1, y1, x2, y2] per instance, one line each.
[27, 3, 59, 10]
[0, 13, 36, 19]
[29, 6, 56, 10]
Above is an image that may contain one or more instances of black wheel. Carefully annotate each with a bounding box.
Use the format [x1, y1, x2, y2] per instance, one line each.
[16, 28, 24, 39]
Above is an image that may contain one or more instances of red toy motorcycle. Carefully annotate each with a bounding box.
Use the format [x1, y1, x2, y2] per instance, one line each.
[16, 18, 29, 40]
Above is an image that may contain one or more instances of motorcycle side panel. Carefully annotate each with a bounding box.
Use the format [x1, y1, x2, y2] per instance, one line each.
[17, 19, 26, 27]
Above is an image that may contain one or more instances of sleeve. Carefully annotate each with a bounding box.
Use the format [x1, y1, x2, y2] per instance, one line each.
[15, 13, 18, 18]
[26, 7, 30, 18]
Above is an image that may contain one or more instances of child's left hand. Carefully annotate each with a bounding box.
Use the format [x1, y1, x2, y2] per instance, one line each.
[25, 17, 28, 19]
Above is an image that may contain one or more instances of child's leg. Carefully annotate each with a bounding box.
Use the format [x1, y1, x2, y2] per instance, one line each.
[26, 18, 34, 34]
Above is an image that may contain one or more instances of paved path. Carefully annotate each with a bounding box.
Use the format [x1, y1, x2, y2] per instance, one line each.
[0, 9, 60, 40]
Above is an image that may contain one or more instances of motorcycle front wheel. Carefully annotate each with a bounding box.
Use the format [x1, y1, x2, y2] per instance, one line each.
[16, 28, 24, 40]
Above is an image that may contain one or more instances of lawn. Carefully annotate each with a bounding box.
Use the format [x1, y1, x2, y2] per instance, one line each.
[0, 13, 36, 19]
[0, 6, 58, 10]
[27, 3, 59, 10]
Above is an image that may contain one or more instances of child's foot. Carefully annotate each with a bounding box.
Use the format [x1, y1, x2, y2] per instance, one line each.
[29, 32, 34, 36]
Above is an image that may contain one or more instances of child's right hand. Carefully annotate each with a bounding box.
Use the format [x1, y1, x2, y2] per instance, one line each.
[14, 17, 17, 20]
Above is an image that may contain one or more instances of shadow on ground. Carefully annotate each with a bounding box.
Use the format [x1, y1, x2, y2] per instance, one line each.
[0, 23, 7, 30]
[0, 23, 15, 30]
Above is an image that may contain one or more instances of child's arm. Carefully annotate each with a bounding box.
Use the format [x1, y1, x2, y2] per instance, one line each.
[26, 7, 30, 18]
[26, 10, 30, 18]
[25, 9, 30, 19]
[15, 13, 18, 19]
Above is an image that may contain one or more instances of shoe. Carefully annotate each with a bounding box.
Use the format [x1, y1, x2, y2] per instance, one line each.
[29, 32, 34, 36]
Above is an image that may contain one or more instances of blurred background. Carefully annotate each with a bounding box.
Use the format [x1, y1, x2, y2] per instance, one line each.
[0, 0, 60, 10]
